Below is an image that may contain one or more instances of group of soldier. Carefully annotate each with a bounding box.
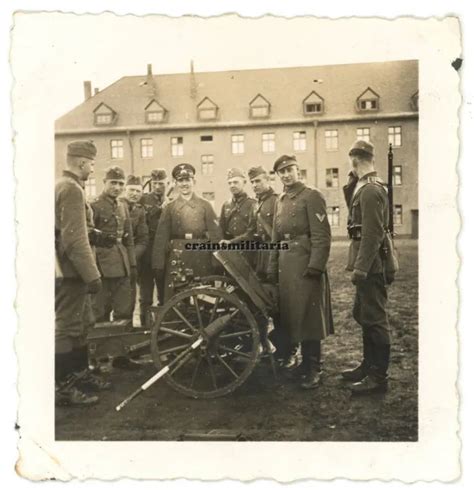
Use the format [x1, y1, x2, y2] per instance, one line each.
[55, 138, 395, 407]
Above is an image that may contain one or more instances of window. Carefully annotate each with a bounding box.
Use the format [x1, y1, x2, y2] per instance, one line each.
[394, 205, 403, 225]
[85, 177, 96, 198]
[325, 129, 338, 150]
[171, 136, 184, 157]
[249, 94, 271, 119]
[293, 131, 307, 152]
[357, 87, 380, 112]
[140, 138, 153, 158]
[303, 91, 324, 115]
[388, 126, 402, 147]
[393, 166, 402, 186]
[197, 97, 218, 121]
[145, 100, 166, 123]
[202, 192, 216, 209]
[328, 207, 340, 227]
[94, 103, 115, 126]
[356, 128, 371, 142]
[250, 106, 270, 118]
[262, 133, 275, 153]
[200, 135, 213, 142]
[359, 100, 378, 110]
[231, 134, 245, 154]
[299, 169, 307, 184]
[305, 103, 322, 114]
[95, 114, 113, 125]
[110, 139, 124, 159]
[201, 155, 214, 176]
[199, 108, 218, 120]
[325, 168, 339, 188]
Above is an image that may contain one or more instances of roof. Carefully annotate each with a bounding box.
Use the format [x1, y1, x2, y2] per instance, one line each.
[55, 60, 418, 133]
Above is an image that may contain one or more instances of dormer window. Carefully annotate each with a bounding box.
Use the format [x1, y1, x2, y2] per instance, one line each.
[197, 97, 218, 121]
[411, 91, 419, 111]
[249, 94, 271, 119]
[356, 87, 380, 112]
[93, 103, 116, 126]
[303, 91, 324, 115]
[145, 99, 167, 123]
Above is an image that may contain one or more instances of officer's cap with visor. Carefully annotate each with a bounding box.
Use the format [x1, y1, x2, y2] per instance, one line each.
[273, 154, 297, 173]
[172, 163, 196, 181]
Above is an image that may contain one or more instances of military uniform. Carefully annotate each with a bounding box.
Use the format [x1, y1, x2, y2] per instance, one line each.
[342, 139, 392, 394]
[119, 195, 149, 319]
[152, 164, 222, 302]
[268, 155, 333, 388]
[55, 140, 106, 406]
[91, 190, 136, 322]
[138, 169, 167, 322]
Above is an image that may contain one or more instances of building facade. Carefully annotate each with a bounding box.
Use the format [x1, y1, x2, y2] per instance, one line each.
[55, 60, 418, 237]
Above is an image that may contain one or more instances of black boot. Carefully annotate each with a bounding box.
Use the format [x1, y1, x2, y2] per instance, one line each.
[300, 341, 322, 390]
[341, 335, 372, 382]
[55, 351, 99, 407]
[73, 346, 112, 392]
[280, 344, 301, 371]
[351, 344, 390, 396]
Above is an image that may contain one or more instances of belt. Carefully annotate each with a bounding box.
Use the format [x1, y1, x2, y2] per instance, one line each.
[171, 234, 206, 240]
[282, 233, 310, 240]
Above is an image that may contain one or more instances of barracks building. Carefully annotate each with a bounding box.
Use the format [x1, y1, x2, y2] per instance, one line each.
[55, 60, 419, 237]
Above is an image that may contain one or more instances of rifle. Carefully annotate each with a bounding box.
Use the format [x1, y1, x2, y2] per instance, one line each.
[387, 143, 394, 237]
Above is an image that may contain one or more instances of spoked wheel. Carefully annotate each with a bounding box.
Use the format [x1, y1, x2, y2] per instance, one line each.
[150, 286, 260, 398]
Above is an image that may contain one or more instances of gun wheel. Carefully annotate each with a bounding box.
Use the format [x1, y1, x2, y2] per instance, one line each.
[151, 286, 260, 398]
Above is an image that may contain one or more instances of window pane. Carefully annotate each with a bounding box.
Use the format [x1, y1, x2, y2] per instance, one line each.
[293, 131, 307, 152]
[231, 134, 245, 154]
[262, 133, 275, 153]
[110, 139, 123, 159]
[325, 129, 338, 150]
[171, 136, 184, 157]
[140, 138, 153, 158]
[201, 135, 213, 142]
[388, 126, 402, 147]
[394, 205, 403, 225]
[251, 106, 269, 118]
[199, 108, 217, 120]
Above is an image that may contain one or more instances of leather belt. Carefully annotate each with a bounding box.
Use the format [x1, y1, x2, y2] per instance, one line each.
[282, 233, 310, 240]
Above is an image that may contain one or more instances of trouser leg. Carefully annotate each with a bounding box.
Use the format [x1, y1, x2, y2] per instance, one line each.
[300, 340, 322, 389]
[110, 276, 132, 321]
[139, 267, 155, 326]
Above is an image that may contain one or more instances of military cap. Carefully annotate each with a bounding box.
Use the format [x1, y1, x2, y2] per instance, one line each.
[151, 168, 167, 181]
[104, 165, 125, 181]
[248, 166, 268, 180]
[172, 163, 195, 181]
[126, 175, 142, 186]
[273, 154, 297, 172]
[349, 139, 374, 158]
[227, 168, 246, 180]
[67, 140, 97, 160]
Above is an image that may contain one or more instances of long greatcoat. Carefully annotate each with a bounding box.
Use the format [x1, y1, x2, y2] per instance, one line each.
[268, 182, 333, 342]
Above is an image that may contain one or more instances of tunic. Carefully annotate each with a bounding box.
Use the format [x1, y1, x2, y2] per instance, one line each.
[268, 181, 333, 342]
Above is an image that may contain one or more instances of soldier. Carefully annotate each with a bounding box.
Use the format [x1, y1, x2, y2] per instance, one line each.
[119, 175, 149, 321]
[55, 140, 108, 406]
[220, 168, 256, 240]
[90, 166, 136, 324]
[267, 155, 333, 389]
[342, 140, 392, 395]
[152, 164, 221, 302]
[220, 168, 257, 267]
[139, 169, 168, 325]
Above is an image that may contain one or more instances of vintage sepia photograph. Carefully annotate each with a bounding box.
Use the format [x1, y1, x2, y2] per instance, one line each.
[54, 58, 419, 442]
[13, 12, 460, 481]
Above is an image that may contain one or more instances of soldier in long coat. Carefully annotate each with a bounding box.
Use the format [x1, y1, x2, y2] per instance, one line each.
[268, 155, 333, 389]
[90, 166, 136, 323]
[152, 164, 221, 302]
[55, 140, 105, 406]
[341, 140, 392, 395]
[139, 169, 168, 324]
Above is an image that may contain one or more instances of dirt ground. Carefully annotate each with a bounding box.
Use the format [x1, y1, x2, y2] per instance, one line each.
[56, 239, 418, 442]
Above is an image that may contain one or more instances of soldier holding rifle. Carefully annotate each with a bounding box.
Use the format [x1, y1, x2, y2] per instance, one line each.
[342, 140, 397, 395]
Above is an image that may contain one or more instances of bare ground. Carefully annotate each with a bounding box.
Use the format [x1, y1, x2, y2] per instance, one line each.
[56, 239, 418, 441]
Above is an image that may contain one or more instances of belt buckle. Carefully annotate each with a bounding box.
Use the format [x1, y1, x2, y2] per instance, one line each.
[284, 233, 290, 240]
[185, 233, 193, 240]
[116, 237, 122, 244]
